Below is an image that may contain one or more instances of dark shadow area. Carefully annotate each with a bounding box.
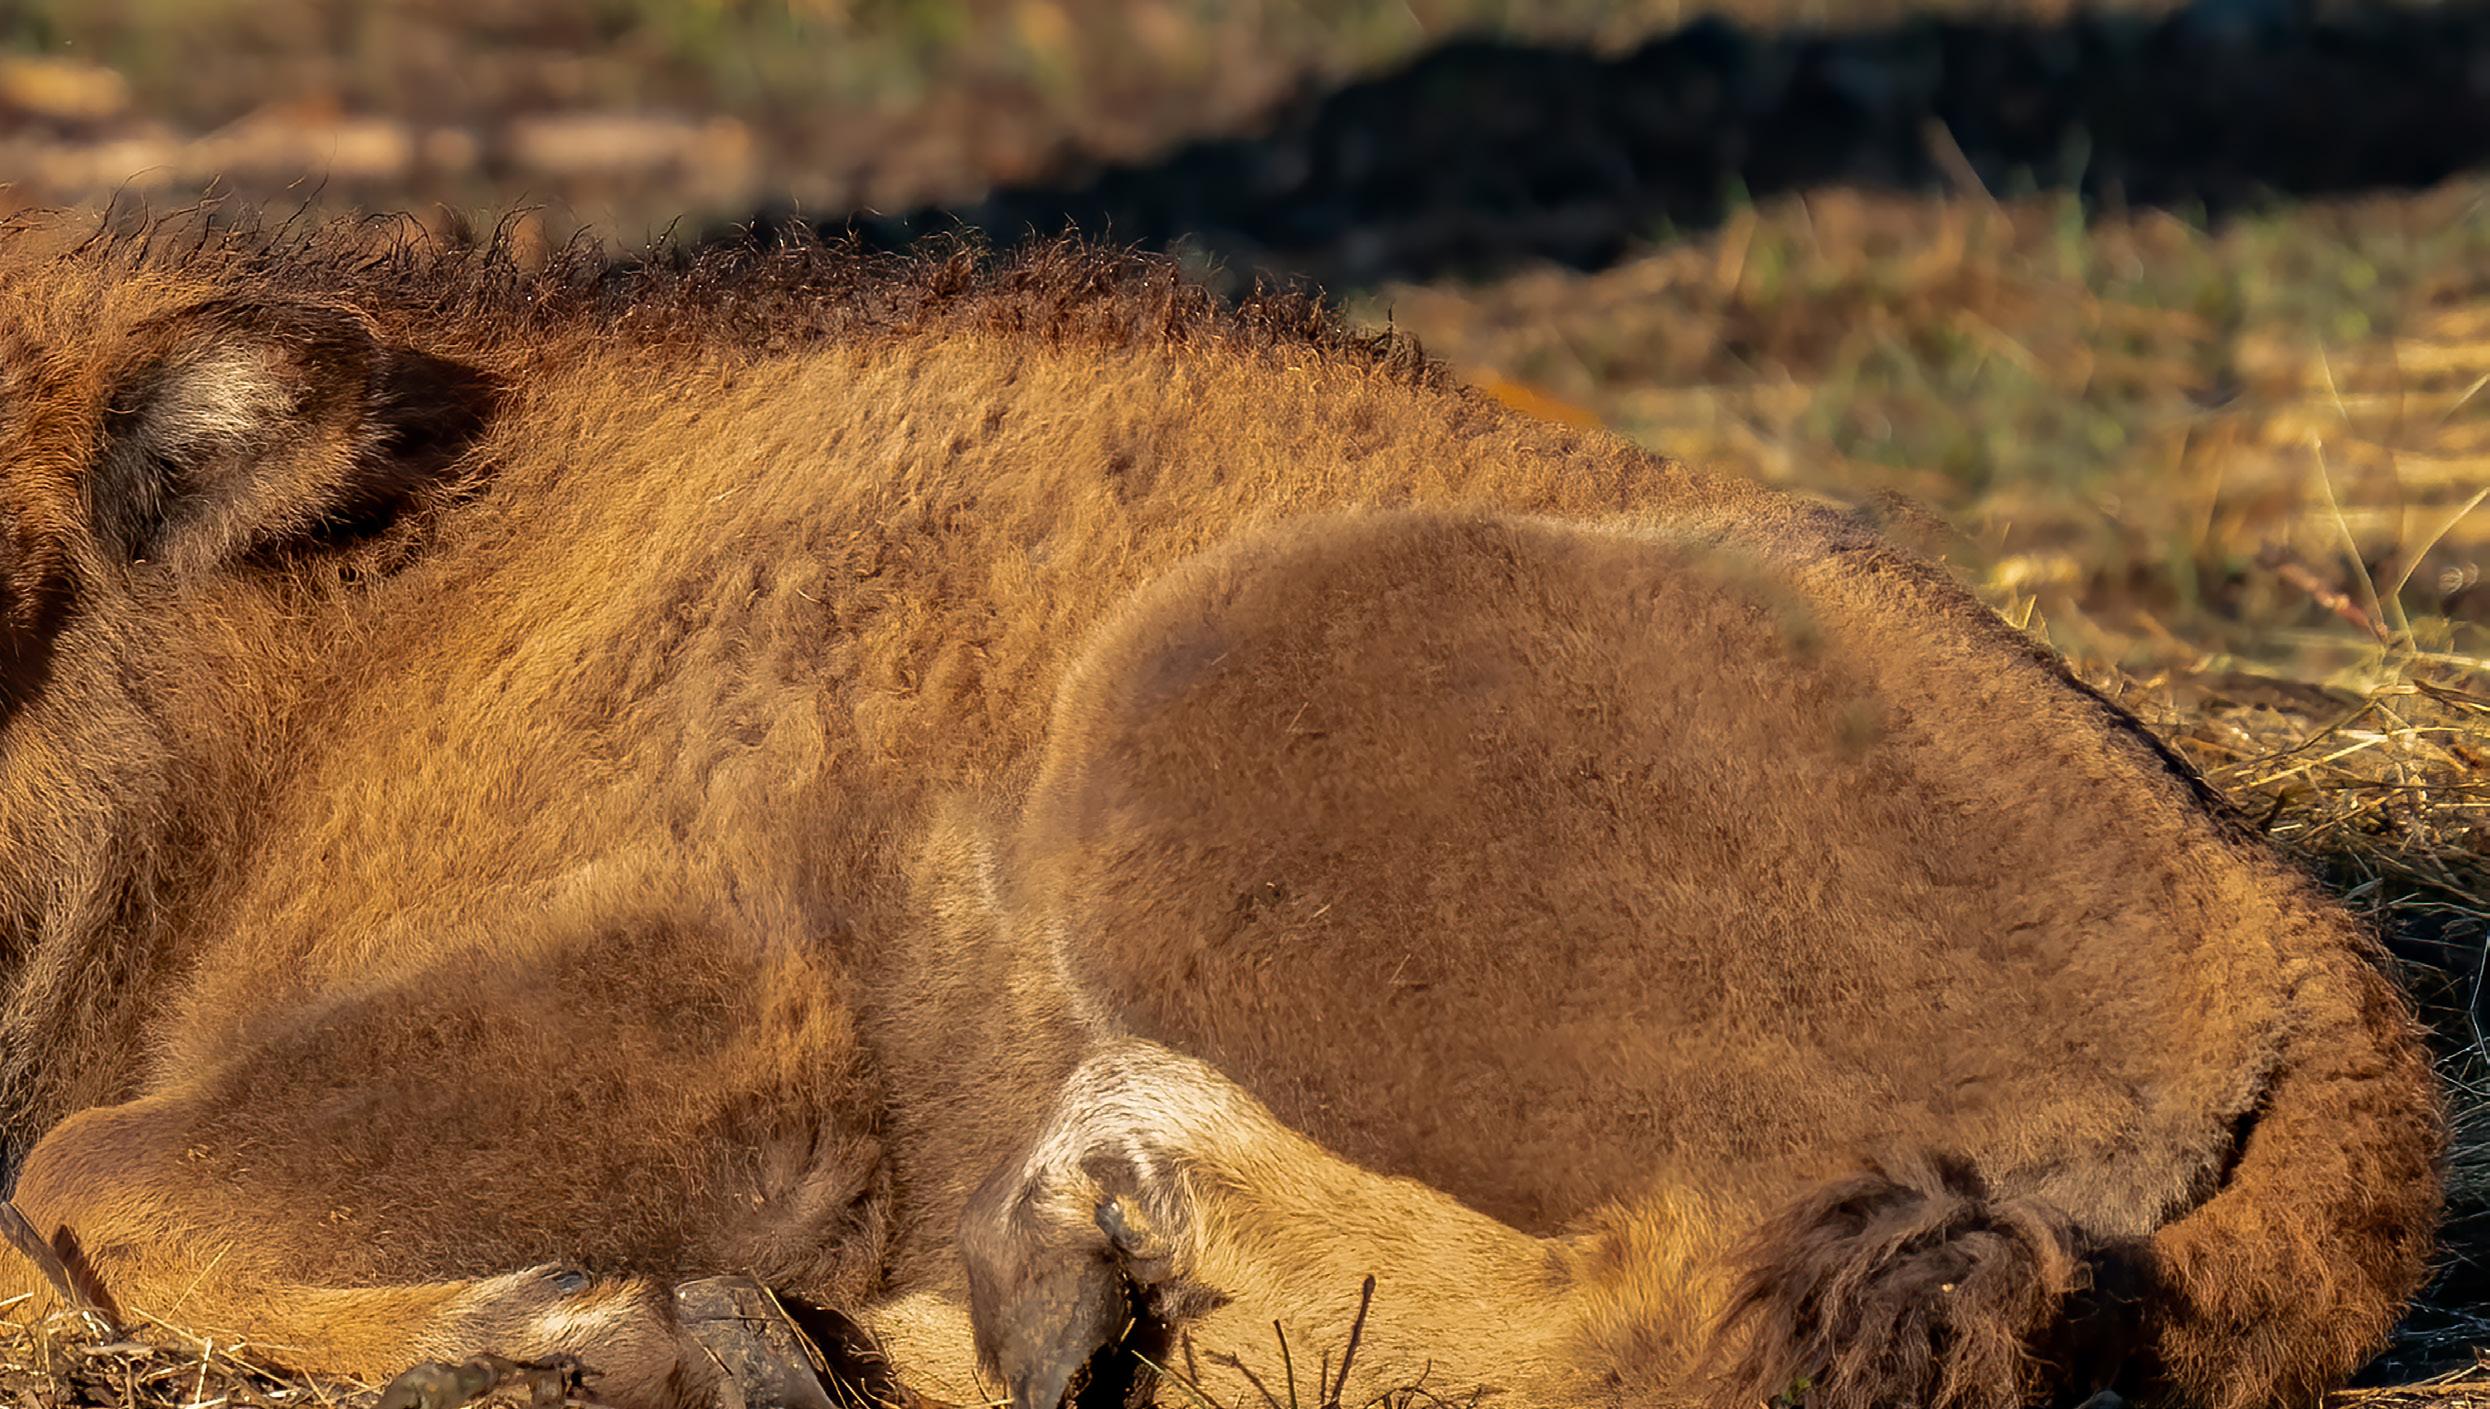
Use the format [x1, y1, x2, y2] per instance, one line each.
[777, 1, 2490, 289]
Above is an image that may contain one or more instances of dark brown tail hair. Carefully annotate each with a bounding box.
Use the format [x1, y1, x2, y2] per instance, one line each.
[1711, 1153, 2143, 1409]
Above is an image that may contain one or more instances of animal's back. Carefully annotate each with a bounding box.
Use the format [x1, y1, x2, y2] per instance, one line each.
[152, 329, 1775, 1054]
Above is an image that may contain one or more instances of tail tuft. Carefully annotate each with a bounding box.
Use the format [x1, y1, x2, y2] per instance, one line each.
[1713, 1153, 2143, 1409]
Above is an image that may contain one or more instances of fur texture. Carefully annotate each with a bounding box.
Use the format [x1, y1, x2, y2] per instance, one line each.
[0, 221, 2447, 1409]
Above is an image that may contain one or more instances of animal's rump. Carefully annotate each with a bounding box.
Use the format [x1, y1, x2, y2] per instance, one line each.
[1021, 507, 2299, 1241]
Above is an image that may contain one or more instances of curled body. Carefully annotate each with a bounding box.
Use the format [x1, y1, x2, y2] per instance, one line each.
[0, 230, 2444, 1409]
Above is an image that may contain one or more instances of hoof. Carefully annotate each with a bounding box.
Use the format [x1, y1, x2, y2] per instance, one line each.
[961, 1044, 1260, 1409]
[960, 1156, 1202, 1408]
[674, 1275, 839, 1409]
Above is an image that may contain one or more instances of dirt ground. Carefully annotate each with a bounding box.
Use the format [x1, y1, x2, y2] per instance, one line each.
[0, 2, 2484, 1405]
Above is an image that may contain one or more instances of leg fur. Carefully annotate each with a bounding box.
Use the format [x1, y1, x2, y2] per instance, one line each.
[3, 904, 883, 1406]
[956, 1004, 2439, 1409]
[851, 1290, 994, 1407]
[961, 1038, 1710, 1409]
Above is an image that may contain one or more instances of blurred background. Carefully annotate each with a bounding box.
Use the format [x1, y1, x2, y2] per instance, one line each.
[3, 1, 2484, 673]
[2, 0, 2481, 675]
[1, 0, 2486, 1390]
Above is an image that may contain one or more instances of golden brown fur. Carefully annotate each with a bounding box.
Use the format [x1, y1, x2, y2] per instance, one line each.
[0, 224, 2445, 1409]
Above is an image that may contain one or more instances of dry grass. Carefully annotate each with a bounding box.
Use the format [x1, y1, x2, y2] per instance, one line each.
[2333, 1361, 2490, 1409]
[1374, 184, 2490, 680]
[0, 1302, 375, 1408]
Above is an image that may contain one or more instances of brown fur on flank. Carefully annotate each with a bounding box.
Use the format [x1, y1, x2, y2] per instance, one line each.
[0, 219, 2446, 1409]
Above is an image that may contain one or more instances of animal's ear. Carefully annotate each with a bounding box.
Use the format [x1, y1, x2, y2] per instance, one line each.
[92, 296, 500, 571]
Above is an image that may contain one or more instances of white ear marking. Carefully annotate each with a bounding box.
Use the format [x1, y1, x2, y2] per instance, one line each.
[134, 343, 293, 461]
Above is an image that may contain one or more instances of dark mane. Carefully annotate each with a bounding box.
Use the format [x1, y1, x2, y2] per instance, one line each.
[5, 210, 1448, 384]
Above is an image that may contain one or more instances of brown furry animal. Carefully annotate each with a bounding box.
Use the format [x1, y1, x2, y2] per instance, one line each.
[0, 225, 2446, 1409]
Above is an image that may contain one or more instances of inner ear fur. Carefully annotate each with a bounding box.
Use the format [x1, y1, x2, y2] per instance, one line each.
[94, 296, 500, 571]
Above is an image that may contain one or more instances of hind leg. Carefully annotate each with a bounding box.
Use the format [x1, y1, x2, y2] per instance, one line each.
[847, 1289, 995, 1407]
[3, 905, 883, 1407]
[960, 1039, 1744, 1409]
[6, 1093, 764, 1409]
